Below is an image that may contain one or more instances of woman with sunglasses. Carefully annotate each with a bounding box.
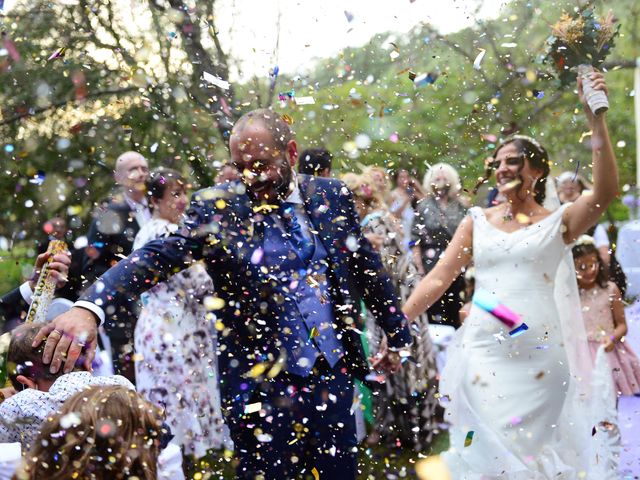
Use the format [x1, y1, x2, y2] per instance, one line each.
[403, 72, 619, 478]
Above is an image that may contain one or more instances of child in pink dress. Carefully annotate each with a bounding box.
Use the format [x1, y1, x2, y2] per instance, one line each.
[573, 237, 640, 396]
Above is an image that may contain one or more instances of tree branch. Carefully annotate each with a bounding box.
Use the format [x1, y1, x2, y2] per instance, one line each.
[0, 86, 139, 126]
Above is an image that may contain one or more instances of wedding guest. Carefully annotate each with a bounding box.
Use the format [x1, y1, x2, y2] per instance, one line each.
[298, 147, 333, 177]
[350, 173, 438, 451]
[16, 385, 182, 480]
[0, 251, 70, 332]
[215, 163, 240, 184]
[411, 163, 467, 328]
[0, 322, 133, 448]
[390, 168, 424, 252]
[82, 151, 150, 381]
[134, 168, 229, 460]
[573, 237, 640, 395]
[557, 171, 627, 294]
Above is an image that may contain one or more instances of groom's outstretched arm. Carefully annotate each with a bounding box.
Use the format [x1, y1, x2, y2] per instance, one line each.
[33, 191, 217, 373]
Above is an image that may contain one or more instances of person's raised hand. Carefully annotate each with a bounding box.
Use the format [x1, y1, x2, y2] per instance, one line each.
[29, 251, 71, 291]
[31, 307, 98, 373]
[577, 70, 608, 126]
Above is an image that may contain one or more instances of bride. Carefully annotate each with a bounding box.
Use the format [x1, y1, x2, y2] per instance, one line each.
[403, 72, 618, 478]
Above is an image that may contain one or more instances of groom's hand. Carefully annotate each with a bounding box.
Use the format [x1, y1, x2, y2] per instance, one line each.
[370, 343, 402, 374]
[32, 307, 99, 374]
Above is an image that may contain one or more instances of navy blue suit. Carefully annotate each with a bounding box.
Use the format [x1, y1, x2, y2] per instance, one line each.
[81, 175, 412, 478]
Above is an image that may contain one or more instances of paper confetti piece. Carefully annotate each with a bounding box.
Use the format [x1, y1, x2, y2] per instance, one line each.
[415, 455, 452, 480]
[248, 362, 268, 378]
[294, 96, 316, 105]
[244, 402, 262, 414]
[202, 71, 230, 90]
[311, 467, 320, 480]
[309, 326, 320, 340]
[473, 49, 486, 70]
[509, 323, 529, 337]
[60, 412, 81, 429]
[464, 431, 474, 447]
[344, 10, 354, 22]
[253, 204, 279, 213]
[47, 47, 66, 61]
[413, 72, 437, 88]
[365, 373, 386, 383]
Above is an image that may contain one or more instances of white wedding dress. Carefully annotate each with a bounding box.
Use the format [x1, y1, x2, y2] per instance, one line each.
[440, 204, 618, 479]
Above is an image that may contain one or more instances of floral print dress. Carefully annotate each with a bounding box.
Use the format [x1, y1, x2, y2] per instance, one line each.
[133, 217, 230, 457]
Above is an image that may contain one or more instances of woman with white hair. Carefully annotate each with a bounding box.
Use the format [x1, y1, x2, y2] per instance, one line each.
[411, 163, 467, 328]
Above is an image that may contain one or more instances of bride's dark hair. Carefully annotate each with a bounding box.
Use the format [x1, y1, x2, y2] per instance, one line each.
[493, 135, 551, 205]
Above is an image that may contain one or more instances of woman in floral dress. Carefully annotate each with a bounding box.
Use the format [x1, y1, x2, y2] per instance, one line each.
[133, 168, 229, 460]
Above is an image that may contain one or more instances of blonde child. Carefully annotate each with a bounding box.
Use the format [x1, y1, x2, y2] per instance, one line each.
[573, 236, 640, 396]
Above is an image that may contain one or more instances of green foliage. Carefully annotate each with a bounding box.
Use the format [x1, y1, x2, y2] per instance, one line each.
[0, 0, 638, 244]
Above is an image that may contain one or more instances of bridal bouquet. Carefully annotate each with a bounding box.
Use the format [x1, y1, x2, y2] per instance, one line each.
[543, 8, 619, 114]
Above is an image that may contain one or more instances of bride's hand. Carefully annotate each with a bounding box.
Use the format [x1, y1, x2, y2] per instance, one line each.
[601, 336, 615, 353]
[577, 71, 608, 126]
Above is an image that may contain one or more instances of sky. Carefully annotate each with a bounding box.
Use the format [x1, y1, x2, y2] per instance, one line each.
[216, 0, 508, 80]
[2, 0, 509, 80]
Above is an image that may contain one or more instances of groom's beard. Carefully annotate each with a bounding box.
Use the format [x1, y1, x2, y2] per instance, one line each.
[246, 166, 293, 204]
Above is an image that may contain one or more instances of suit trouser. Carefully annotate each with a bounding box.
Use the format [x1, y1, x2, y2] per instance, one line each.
[229, 357, 358, 480]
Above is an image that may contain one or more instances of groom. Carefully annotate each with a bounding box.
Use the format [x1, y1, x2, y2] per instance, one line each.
[35, 109, 412, 479]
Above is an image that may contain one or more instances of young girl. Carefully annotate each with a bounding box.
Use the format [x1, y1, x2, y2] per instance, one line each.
[573, 236, 640, 396]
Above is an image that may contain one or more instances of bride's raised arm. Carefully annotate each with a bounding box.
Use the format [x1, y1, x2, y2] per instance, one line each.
[403, 215, 473, 321]
[562, 71, 618, 243]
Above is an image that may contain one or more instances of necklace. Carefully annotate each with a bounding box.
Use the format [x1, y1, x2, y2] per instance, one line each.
[502, 204, 514, 222]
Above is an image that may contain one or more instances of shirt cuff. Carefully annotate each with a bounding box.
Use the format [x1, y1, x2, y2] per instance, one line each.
[73, 301, 105, 326]
[19, 282, 34, 305]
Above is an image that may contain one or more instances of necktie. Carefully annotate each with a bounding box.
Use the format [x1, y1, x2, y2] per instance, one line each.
[279, 202, 315, 264]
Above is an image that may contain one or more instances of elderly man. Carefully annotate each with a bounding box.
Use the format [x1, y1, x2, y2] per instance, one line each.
[37, 110, 411, 479]
[81, 151, 150, 380]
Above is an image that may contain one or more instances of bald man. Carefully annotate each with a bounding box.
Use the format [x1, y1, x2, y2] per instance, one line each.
[81, 151, 150, 381]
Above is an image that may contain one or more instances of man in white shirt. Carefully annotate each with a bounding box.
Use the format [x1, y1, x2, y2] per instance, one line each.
[81, 151, 150, 382]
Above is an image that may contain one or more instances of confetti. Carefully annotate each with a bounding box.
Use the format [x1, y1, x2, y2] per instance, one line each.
[250, 248, 264, 264]
[60, 412, 81, 429]
[29, 171, 46, 186]
[464, 430, 474, 447]
[294, 96, 316, 105]
[473, 49, 486, 70]
[96, 419, 116, 438]
[415, 456, 452, 480]
[365, 373, 386, 383]
[244, 402, 262, 414]
[309, 326, 320, 339]
[311, 467, 320, 480]
[413, 72, 437, 88]
[202, 71, 230, 90]
[47, 47, 66, 61]
[344, 10, 354, 22]
[509, 323, 529, 337]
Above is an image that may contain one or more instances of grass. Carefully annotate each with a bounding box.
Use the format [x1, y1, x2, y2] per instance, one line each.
[184, 432, 449, 479]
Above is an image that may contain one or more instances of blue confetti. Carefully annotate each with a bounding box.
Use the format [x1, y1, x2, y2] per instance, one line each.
[509, 323, 529, 337]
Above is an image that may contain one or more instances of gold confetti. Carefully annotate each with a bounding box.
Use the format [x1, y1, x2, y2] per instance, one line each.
[311, 467, 320, 480]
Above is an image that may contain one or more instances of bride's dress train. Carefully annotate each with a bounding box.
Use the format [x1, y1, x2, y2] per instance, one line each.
[439, 205, 618, 479]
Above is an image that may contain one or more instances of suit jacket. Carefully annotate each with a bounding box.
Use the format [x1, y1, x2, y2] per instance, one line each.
[82, 193, 143, 286]
[0, 287, 29, 333]
[81, 175, 412, 417]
